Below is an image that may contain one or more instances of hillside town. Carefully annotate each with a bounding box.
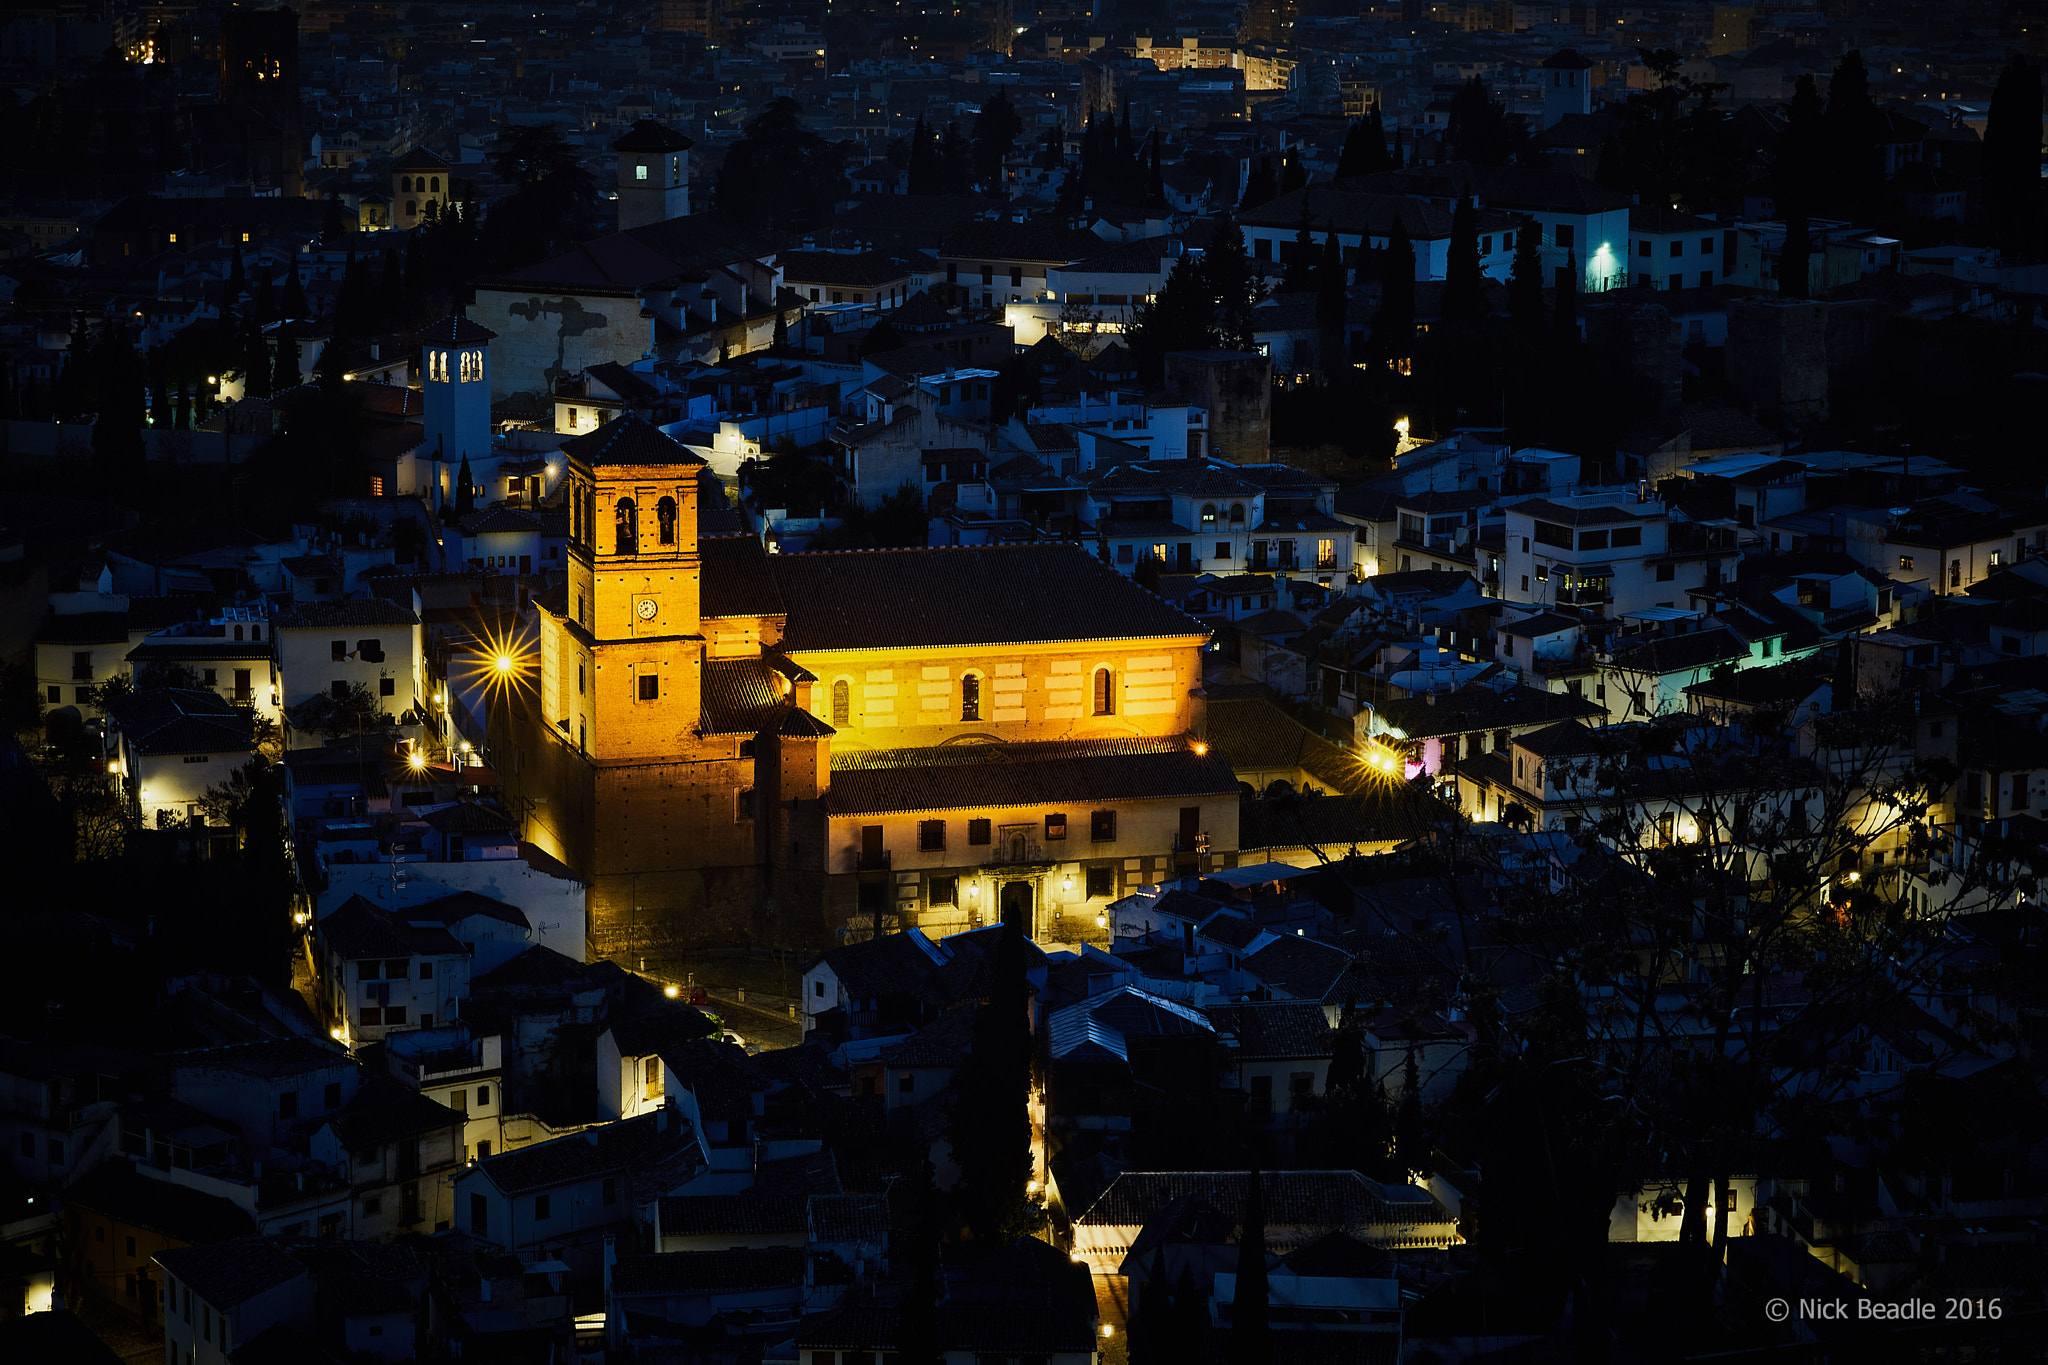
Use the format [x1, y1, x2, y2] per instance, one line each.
[1, 0, 2047, 1361]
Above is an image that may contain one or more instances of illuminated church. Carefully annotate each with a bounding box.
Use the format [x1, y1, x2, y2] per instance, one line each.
[511, 415, 1239, 958]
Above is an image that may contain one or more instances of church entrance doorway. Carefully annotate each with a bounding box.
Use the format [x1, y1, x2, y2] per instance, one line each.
[1001, 880, 1032, 935]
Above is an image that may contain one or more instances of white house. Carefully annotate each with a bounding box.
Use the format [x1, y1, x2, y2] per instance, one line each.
[316, 896, 475, 1046]
[1629, 205, 1728, 292]
[156, 1239, 313, 1365]
[274, 594, 426, 748]
[102, 688, 258, 830]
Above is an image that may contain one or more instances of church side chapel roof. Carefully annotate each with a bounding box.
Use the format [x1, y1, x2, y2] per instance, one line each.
[768, 543, 1209, 652]
[392, 146, 450, 172]
[701, 658, 785, 736]
[827, 736, 1238, 816]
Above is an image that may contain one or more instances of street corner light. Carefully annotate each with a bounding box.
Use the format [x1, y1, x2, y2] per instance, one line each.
[665, 984, 680, 999]
[408, 750, 427, 772]
[494, 653, 515, 676]
[1192, 740, 1209, 756]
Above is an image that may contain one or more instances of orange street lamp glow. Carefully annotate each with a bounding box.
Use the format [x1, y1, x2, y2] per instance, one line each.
[408, 750, 427, 772]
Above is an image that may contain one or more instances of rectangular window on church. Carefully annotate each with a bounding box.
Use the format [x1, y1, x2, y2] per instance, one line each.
[638, 674, 659, 701]
[968, 819, 991, 845]
[918, 820, 946, 851]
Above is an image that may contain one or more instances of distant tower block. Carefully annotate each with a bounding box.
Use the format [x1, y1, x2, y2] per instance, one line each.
[612, 120, 695, 231]
[393, 146, 451, 231]
[1541, 49, 1593, 131]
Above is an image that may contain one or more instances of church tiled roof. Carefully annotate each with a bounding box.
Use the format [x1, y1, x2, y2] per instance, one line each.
[561, 413, 704, 468]
[768, 544, 1208, 652]
[700, 658, 784, 736]
[699, 535, 785, 619]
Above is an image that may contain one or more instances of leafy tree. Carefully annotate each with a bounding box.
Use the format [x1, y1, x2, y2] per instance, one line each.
[716, 98, 847, 232]
[1446, 77, 1522, 166]
[970, 91, 1023, 189]
[1507, 215, 1545, 340]
[857, 317, 903, 357]
[287, 682, 385, 741]
[487, 124, 601, 264]
[1133, 550, 1162, 592]
[1594, 135, 1627, 192]
[1441, 193, 1483, 324]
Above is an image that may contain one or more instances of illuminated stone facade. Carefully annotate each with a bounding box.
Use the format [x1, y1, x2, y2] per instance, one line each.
[516, 416, 1236, 962]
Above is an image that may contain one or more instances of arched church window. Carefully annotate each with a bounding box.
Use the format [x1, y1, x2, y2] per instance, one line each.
[615, 498, 638, 556]
[401, 176, 412, 193]
[961, 674, 981, 722]
[1229, 502, 1246, 524]
[657, 496, 678, 545]
[831, 680, 850, 727]
[430, 177, 440, 192]
[1200, 503, 1217, 530]
[1093, 667, 1114, 715]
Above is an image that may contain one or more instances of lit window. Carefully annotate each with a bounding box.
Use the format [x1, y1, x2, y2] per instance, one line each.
[635, 164, 649, 180]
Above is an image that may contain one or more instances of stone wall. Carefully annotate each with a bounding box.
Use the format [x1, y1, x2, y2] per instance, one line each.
[1726, 297, 1829, 432]
[1164, 350, 1272, 464]
[471, 286, 648, 404]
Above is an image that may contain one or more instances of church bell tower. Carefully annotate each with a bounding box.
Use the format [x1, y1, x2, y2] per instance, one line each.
[555, 416, 707, 762]
[612, 120, 695, 232]
[417, 314, 496, 509]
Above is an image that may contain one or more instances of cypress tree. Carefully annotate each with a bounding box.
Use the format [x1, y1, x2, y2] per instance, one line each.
[1209, 209, 1260, 352]
[1507, 215, 1545, 341]
[1315, 230, 1348, 379]
[280, 252, 308, 322]
[1227, 1171, 1270, 1365]
[1138, 1244, 1173, 1364]
[1281, 193, 1318, 292]
[403, 229, 425, 309]
[1239, 154, 1278, 211]
[1377, 219, 1416, 360]
[1393, 1047, 1429, 1179]
[1594, 135, 1628, 193]
[379, 248, 404, 327]
[455, 451, 476, 516]
[907, 116, 939, 195]
[242, 315, 271, 400]
[1780, 214, 1811, 298]
[896, 1158, 943, 1365]
[226, 242, 246, 304]
[1441, 193, 1483, 324]
[1984, 55, 2042, 246]
[951, 919, 1034, 1243]
[1552, 249, 1579, 341]
[90, 324, 147, 482]
[1392, 124, 1405, 168]
[271, 330, 300, 393]
[1336, 116, 1372, 181]
[1368, 103, 1387, 172]
[1147, 129, 1165, 208]
[253, 270, 275, 327]
[1823, 50, 1881, 215]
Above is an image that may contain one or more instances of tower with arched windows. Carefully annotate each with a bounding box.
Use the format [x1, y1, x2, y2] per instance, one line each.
[417, 314, 497, 509]
[392, 146, 450, 231]
[612, 120, 694, 232]
[550, 414, 706, 762]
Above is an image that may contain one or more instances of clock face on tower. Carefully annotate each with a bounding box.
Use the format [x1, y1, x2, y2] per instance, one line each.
[636, 598, 658, 621]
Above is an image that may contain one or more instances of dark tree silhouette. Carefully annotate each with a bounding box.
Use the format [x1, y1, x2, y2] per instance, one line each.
[715, 98, 846, 231]
[1226, 1171, 1270, 1365]
[1507, 215, 1545, 340]
[1441, 193, 1484, 324]
[970, 91, 1023, 189]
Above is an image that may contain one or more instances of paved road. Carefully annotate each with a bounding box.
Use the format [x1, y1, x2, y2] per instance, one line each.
[700, 989, 804, 1051]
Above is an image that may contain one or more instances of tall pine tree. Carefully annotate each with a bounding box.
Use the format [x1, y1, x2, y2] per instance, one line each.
[1375, 219, 1416, 364]
[280, 252, 308, 322]
[1281, 194, 1318, 292]
[951, 920, 1034, 1243]
[1314, 230, 1349, 379]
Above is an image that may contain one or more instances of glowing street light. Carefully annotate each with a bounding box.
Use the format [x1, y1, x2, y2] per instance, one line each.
[665, 984, 680, 999]
[408, 749, 427, 772]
